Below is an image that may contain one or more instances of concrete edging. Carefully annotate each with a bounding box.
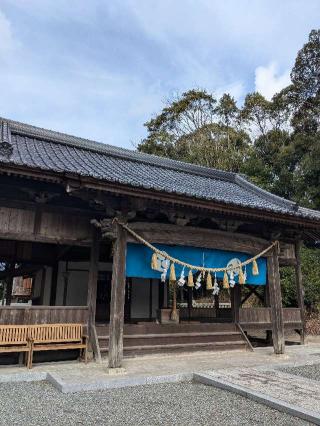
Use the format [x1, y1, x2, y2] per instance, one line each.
[193, 372, 320, 425]
[46, 372, 193, 393]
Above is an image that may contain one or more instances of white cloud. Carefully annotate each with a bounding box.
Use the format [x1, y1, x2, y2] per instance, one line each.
[255, 62, 291, 100]
[0, 10, 14, 54]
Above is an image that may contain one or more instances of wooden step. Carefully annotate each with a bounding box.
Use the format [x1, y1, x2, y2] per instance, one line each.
[97, 331, 241, 340]
[100, 340, 247, 355]
[95, 323, 237, 336]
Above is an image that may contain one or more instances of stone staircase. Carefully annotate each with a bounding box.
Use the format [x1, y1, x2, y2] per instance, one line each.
[95, 322, 248, 357]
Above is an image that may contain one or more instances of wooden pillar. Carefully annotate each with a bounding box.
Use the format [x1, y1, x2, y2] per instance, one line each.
[88, 228, 100, 325]
[214, 294, 219, 319]
[231, 285, 241, 323]
[49, 262, 58, 306]
[39, 267, 47, 304]
[187, 287, 193, 321]
[108, 221, 127, 368]
[294, 240, 305, 344]
[264, 284, 272, 344]
[267, 246, 285, 354]
[5, 263, 15, 306]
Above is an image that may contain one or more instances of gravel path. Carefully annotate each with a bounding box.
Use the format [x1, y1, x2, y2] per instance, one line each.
[281, 363, 320, 382]
[0, 381, 312, 425]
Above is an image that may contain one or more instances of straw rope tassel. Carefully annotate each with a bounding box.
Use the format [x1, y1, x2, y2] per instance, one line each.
[187, 270, 194, 287]
[252, 259, 259, 276]
[169, 263, 176, 282]
[223, 271, 229, 288]
[170, 285, 178, 321]
[151, 252, 158, 270]
[238, 267, 245, 285]
[206, 273, 213, 290]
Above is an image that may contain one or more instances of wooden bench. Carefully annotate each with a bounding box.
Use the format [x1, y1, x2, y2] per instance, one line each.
[27, 323, 88, 369]
[0, 325, 31, 366]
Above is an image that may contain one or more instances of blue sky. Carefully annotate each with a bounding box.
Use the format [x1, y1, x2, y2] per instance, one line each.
[0, 1, 319, 148]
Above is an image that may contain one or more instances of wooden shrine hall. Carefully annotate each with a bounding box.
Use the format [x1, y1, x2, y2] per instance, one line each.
[0, 117, 320, 368]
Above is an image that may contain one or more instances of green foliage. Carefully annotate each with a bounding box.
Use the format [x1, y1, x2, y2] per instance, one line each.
[138, 89, 249, 172]
[281, 247, 320, 311]
[290, 29, 320, 133]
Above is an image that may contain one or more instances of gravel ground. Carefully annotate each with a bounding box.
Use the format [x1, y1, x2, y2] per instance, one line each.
[281, 362, 320, 382]
[0, 381, 312, 426]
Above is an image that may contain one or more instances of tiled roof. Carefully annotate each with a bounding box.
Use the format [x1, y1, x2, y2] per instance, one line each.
[0, 117, 320, 223]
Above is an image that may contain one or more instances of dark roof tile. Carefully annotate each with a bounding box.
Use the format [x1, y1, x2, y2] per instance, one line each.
[0, 117, 319, 223]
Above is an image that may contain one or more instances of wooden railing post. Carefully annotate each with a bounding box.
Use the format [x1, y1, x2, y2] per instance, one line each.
[294, 240, 305, 344]
[108, 220, 127, 369]
[267, 246, 285, 354]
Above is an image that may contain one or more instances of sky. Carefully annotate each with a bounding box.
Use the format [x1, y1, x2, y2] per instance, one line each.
[0, 1, 319, 149]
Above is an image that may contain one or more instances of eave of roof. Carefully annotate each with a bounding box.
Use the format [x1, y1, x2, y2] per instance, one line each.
[0, 116, 319, 227]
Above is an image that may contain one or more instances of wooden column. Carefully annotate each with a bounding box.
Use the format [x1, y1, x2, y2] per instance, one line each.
[39, 267, 47, 304]
[187, 287, 193, 321]
[294, 240, 305, 344]
[231, 285, 241, 323]
[214, 294, 219, 319]
[87, 227, 100, 360]
[49, 262, 58, 306]
[5, 263, 15, 306]
[264, 284, 272, 344]
[267, 246, 285, 354]
[108, 221, 127, 368]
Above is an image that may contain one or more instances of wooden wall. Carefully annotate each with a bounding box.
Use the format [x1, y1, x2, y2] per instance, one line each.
[0, 206, 92, 246]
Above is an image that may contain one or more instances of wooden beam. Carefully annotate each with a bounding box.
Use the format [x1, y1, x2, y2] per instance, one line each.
[267, 247, 285, 354]
[108, 220, 127, 368]
[87, 227, 101, 360]
[128, 222, 272, 256]
[295, 241, 306, 344]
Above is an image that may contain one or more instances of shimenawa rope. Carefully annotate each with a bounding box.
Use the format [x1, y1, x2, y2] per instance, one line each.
[114, 218, 278, 273]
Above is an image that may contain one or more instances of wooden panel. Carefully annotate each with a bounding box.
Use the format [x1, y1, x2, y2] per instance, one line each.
[128, 222, 272, 256]
[0, 207, 35, 235]
[0, 306, 89, 325]
[179, 307, 217, 320]
[239, 307, 271, 324]
[39, 212, 91, 241]
[0, 206, 92, 246]
[239, 307, 302, 327]
[279, 242, 295, 261]
[283, 308, 302, 324]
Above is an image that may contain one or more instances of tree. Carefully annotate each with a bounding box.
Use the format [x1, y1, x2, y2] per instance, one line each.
[138, 90, 249, 171]
[290, 29, 320, 133]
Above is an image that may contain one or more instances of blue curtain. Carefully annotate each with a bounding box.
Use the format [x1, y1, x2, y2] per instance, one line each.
[126, 242, 266, 285]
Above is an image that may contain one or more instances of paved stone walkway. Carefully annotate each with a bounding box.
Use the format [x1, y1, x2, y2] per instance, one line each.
[206, 367, 320, 414]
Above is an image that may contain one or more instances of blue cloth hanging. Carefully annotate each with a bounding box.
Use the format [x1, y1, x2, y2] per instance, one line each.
[126, 242, 266, 285]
